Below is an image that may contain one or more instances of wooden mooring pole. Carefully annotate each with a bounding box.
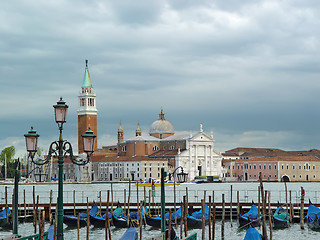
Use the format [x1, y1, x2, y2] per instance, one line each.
[268, 191, 273, 240]
[221, 193, 225, 240]
[230, 185, 233, 227]
[300, 187, 305, 230]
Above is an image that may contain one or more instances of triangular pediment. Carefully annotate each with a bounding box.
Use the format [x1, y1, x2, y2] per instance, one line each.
[190, 131, 214, 142]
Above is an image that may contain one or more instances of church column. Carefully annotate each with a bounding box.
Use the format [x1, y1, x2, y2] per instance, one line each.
[210, 145, 213, 175]
[204, 144, 207, 176]
[195, 144, 198, 177]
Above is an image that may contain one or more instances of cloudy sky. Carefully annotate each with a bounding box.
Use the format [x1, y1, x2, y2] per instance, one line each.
[1, 0, 320, 158]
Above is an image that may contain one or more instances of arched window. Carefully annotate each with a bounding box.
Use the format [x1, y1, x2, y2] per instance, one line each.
[122, 146, 127, 152]
[152, 146, 159, 151]
[169, 145, 175, 150]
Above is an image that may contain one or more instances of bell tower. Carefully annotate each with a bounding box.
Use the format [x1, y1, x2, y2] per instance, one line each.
[78, 60, 98, 153]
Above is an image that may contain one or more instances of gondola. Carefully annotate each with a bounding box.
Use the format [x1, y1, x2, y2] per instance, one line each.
[165, 206, 182, 223]
[90, 212, 112, 227]
[272, 204, 290, 228]
[112, 207, 139, 228]
[112, 215, 139, 228]
[0, 208, 12, 229]
[186, 204, 209, 228]
[243, 226, 261, 240]
[63, 204, 98, 227]
[119, 226, 138, 240]
[146, 206, 183, 228]
[306, 200, 320, 230]
[145, 214, 162, 228]
[238, 202, 261, 228]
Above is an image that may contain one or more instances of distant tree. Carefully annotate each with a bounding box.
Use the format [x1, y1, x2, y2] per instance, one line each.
[0, 146, 16, 178]
[0, 146, 15, 164]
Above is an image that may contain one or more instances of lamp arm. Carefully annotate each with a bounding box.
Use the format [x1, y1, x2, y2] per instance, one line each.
[172, 166, 184, 176]
[29, 141, 59, 166]
[63, 141, 90, 166]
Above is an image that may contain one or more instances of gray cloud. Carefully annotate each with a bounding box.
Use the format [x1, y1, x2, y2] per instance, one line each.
[1, 0, 320, 158]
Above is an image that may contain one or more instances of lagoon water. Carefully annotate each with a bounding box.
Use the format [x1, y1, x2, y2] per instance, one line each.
[1, 182, 320, 239]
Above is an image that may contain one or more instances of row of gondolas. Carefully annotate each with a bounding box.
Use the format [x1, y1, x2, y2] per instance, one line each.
[1, 200, 320, 240]
[241, 200, 320, 240]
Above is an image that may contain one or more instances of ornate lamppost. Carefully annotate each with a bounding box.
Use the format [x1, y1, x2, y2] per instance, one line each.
[24, 97, 96, 240]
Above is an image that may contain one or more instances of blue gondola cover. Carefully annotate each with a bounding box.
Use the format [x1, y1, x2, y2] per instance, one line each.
[244, 227, 261, 240]
[119, 227, 138, 240]
[241, 204, 259, 220]
[0, 208, 10, 218]
[306, 204, 320, 223]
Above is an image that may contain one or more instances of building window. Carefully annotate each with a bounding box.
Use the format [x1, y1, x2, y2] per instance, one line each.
[299, 175, 301, 178]
[237, 165, 239, 170]
[249, 165, 251, 169]
[153, 146, 159, 151]
[281, 165, 284, 170]
[87, 98, 94, 106]
[122, 146, 127, 152]
[313, 165, 315, 170]
[254, 165, 256, 170]
[264, 165, 266, 170]
[274, 164, 276, 169]
[150, 173, 152, 177]
[145, 173, 147, 177]
[293, 175, 295, 178]
[80, 98, 85, 106]
[293, 165, 295, 170]
[313, 175, 316, 178]
[299, 165, 301, 169]
[169, 145, 174, 150]
[259, 165, 261, 169]
[286, 165, 289, 170]
[233, 166, 235, 170]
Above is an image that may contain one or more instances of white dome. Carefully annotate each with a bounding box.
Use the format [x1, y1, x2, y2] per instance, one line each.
[149, 109, 174, 134]
[150, 120, 174, 134]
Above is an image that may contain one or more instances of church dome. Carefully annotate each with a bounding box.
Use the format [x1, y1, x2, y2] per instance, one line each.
[149, 109, 174, 135]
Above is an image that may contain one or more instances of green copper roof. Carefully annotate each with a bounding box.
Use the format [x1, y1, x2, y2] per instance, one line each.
[82, 60, 92, 88]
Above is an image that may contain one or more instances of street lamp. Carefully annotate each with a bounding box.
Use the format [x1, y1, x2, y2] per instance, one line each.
[171, 166, 188, 183]
[24, 97, 96, 240]
[176, 167, 188, 183]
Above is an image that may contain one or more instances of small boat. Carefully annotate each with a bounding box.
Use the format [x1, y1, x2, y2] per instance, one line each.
[186, 204, 209, 228]
[145, 214, 162, 228]
[272, 204, 291, 228]
[119, 227, 138, 240]
[306, 201, 320, 230]
[238, 203, 261, 228]
[135, 178, 180, 187]
[0, 208, 12, 229]
[90, 212, 112, 227]
[63, 204, 98, 227]
[243, 226, 261, 240]
[165, 206, 182, 223]
[112, 207, 140, 228]
[146, 206, 183, 228]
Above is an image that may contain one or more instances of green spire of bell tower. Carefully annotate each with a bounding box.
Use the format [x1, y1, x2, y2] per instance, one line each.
[82, 59, 92, 88]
